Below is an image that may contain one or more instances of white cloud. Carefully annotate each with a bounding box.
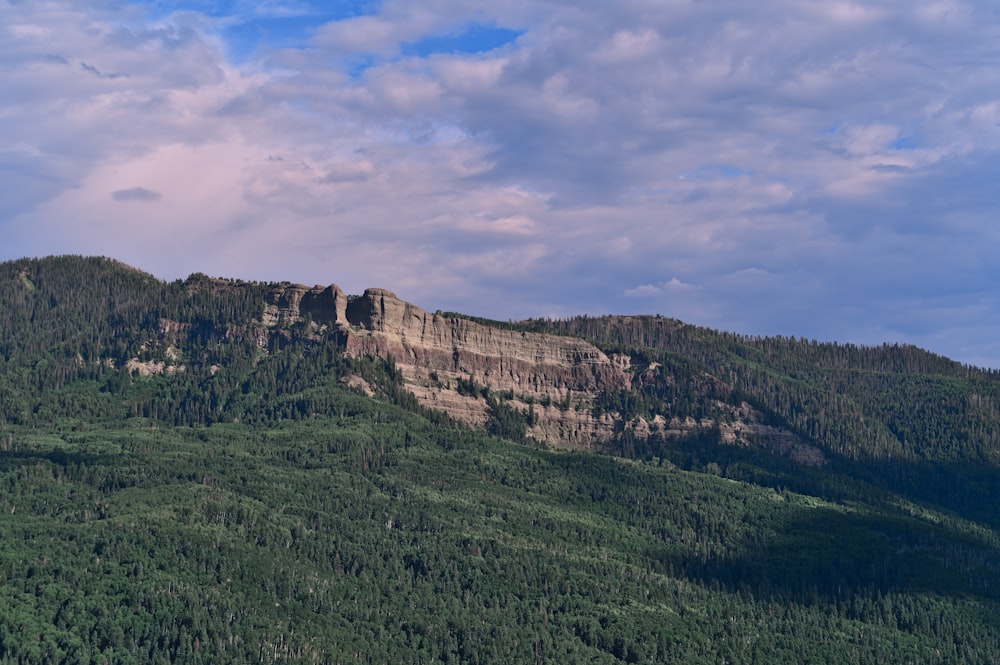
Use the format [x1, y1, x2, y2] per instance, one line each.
[624, 284, 662, 298]
[3, 0, 1000, 365]
[624, 278, 696, 298]
[594, 29, 661, 63]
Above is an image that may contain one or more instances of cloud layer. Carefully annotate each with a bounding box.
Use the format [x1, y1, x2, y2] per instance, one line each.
[3, 0, 1000, 366]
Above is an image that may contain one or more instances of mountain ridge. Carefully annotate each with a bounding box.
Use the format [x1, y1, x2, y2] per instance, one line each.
[3, 254, 993, 468]
[221, 271, 823, 460]
[3, 254, 1000, 662]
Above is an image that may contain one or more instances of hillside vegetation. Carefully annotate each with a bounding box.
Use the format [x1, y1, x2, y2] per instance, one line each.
[1, 256, 999, 663]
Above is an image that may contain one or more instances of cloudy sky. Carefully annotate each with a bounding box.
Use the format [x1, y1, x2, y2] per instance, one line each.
[4, 0, 1000, 366]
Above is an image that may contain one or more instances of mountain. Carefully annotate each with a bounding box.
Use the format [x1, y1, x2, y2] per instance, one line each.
[1, 255, 1000, 663]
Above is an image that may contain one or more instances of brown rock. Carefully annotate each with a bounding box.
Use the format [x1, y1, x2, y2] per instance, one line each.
[263, 283, 348, 328]
[260, 283, 824, 464]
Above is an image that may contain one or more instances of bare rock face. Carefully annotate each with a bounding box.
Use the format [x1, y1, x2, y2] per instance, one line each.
[261, 284, 824, 463]
[263, 284, 628, 446]
[265, 283, 629, 398]
[263, 283, 348, 328]
[526, 404, 619, 449]
[342, 288, 625, 396]
[341, 289, 632, 448]
[405, 382, 491, 428]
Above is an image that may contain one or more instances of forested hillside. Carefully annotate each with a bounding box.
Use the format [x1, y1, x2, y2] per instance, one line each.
[527, 316, 1000, 530]
[535, 314, 999, 462]
[2, 256, 1000, 663]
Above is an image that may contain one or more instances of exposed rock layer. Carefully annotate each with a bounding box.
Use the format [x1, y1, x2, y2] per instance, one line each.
[263, 284, 824, 464]
[264, 284, 629, 447]
[267, 285, 627, 394]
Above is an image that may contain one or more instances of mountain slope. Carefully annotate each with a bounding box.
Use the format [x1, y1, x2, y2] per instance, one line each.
[1, 256, 1000, 663]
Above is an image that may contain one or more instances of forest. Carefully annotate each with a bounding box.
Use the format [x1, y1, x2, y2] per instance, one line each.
[1, 255, 999, 663]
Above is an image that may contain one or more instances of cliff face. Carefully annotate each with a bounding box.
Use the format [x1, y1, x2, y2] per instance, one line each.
[262, 283, 347, 327]
[262, 284, 824, 462]
[344, 289, 626, 394]
[263, 284, 629, 446]
[264, 285, 627, 393]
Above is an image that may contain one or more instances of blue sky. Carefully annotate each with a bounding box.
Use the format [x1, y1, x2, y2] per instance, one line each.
[3, 0, 1000, 367]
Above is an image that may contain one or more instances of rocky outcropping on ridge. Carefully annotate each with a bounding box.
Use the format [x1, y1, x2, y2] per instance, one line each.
[263, 284, 629, 447]
[262, 283, 825, 463]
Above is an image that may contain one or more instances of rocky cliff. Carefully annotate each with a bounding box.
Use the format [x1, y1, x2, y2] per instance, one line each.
[262, 283, 824, 462]
[262, 284, 631, 446]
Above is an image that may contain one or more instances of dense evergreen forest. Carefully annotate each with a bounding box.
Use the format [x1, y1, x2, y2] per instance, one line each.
[2, 256, 1000, 663]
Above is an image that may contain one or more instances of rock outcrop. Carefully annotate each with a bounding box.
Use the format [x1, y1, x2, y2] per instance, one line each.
[261, 283, 823, 463]
[342, 288, 626, 395]
[262, 283, 347, 327]
[264, 284, 629, 446]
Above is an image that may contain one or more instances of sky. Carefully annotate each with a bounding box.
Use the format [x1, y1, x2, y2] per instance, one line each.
[3, 1, 1000, 367]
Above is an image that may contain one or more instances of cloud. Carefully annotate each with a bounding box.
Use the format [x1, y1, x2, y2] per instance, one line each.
[112, 186, 161, 202]
[624, 284, 663, 298]
[320, 159, 377, 184]
[625, 278, 696, 298]
[81, 61, 128, 79]
[3, 0, 1000, 366]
